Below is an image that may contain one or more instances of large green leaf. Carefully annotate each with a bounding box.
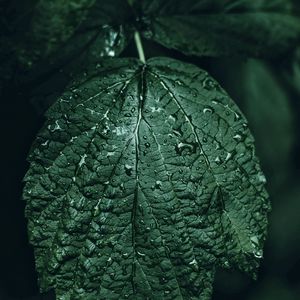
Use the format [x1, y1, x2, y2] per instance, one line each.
[139, 0, 300, 58]
[23, 58, 269, 299]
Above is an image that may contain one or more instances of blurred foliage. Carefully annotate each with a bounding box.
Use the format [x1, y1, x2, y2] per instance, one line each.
[0, 0, 95, 70]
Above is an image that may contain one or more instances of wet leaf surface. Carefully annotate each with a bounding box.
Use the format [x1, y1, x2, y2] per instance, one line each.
[24, 58, 269, 299]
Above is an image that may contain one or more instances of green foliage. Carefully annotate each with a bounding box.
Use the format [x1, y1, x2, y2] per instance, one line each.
[16, 0, 300, 299]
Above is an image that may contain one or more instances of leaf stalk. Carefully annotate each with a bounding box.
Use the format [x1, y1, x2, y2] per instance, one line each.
[134, 31, 146, 63]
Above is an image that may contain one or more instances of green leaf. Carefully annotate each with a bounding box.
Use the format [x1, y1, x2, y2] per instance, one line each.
[23, 58, 269, 299]
[0, 0, 35, 88]
[139, 0, 300, 58]
[17, 0, 133, 68]
[283, 47, 300, 95]
[238, 60, 295, 186]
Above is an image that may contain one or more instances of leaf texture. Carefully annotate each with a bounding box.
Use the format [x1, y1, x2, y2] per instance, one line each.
[139, 0, 300, 58]
[23, 58, 270, 299]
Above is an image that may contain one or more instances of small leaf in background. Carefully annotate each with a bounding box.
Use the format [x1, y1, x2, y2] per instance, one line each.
[23, 58, 269, 299]
[139, 0, 300, 58]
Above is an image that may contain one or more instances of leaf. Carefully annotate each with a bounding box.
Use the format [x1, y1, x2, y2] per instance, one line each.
[17, 0, 95, 65]
[0, 0, 35, 89]
[17, 0, 133, 68]
[282, 47, 300, 95]
[139, 0, 300, 58]
[23, 58, 270, 299]
[238, 60, 295, 186]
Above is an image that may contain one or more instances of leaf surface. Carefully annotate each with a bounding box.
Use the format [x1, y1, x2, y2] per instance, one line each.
[139, 0, 300, 58]
[24, 58, 269, 299]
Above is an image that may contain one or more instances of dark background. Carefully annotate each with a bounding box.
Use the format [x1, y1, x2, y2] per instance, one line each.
[1, 2, 300, 300]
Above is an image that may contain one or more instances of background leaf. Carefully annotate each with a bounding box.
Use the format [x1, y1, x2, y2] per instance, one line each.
[17, 0, 133, 68]
[139, 0, 300, 58]
[23, 58, 269, 299]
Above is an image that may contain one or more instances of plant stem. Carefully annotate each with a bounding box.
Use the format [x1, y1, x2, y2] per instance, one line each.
[134, 31, 146, 63]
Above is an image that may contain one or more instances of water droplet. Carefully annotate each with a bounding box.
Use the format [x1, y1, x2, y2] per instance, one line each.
[124, 164, 133, 176]
[203, 107, 214, 114]
[160, 276, 168, 284]
[250, 236, 259, 247]
[48, 120, 62, 132]
[119, 183, 125, 191]
[215, 156, 222, 165]
[137, 251, 146, 257]
[234, 112, 241, 121]
[225, 152, 232, 162]
[254, 249, 263, 258]
[233, 134, 242, 141]
[79, 154, 87, 167]
[257, 173, 266, 183]
[151, 180, 162, 190]
[175, 80, 183, 86]
[223, 260, 230, 268]
[202, 78, 217, 90]
[168, 114, 177, 123]
[175, 142, 197, 155]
